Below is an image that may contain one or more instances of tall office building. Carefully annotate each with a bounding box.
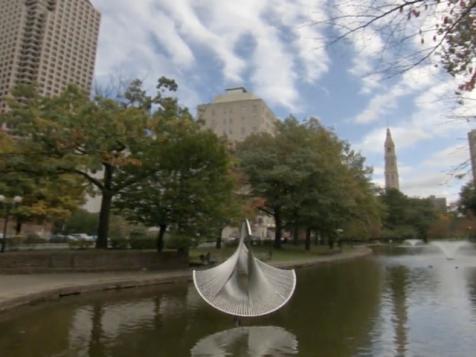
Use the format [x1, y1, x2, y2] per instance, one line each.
[197, 87, 277, 143]
[385, 128, 400, 190]
[468, 129, 476, 184]
[0, 0, 101, 113]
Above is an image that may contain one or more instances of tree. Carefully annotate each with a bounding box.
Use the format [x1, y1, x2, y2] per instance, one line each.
[325, 0, 476, 92]
[1, 125, 85, 232]
[236, 119, 305, 248]
[458, 181, 476, 215]
[379, 188, 437, 240]
[237, 117, 381, 249]
[61, 209, 99, 235]
[114, 115, 238, 252]
[2, 78, 181, 248]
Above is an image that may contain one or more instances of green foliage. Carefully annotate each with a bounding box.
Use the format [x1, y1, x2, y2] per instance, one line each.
[379, 188, 438, 239]
[113, 88, 238, 251]
[237, 116, 382, 248]
[61, 209, 98, 235]
[458, 181, 476, 216]
[110, 238, 129, 250]
[0, 128, 85, 226]
[108, 215, 134, 240]
[2, 78, 193, 248]
[165, 233, 193, 251]
[130, 238, 156, 250]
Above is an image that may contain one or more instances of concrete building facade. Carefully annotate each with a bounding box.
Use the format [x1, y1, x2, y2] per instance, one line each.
[385, 128, 400, 190]
[197, 87, 277, 142]
[428, 195, 447, 213]
[0, 0, 100, 113]
[468, 129, 476, 184]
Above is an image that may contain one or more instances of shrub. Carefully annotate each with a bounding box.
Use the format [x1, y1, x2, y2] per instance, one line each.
[166, 234, 192, 253]
[68, 239, 94, 250]
[110, 238, 129, 250]
[25, 233, 46, 244]
[130, 238, 155, 250]
[6, 235, 24, 249]
[63, 209, 98, 235]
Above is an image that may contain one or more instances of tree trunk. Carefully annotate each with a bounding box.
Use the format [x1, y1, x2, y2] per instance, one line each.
[216, 227, 222, 249]
[293, 222, 299, 246]
[274, 209, 282, 249]
[96, 164, 114, 249]
[96, 192, 112, 249]
[305, 227, 311, 251]
[15, 218, 22, 235]
[1, 214, 10, 253]
[157, 224, 166, 253]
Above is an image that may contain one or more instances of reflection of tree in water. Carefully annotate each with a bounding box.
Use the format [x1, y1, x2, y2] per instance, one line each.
[0, 304, 74, 357]
[465, 268, 476, 317]
[0, 260, 384, 356]
[88, 302, 105, 357]
[387, 266, 409, 357]
[264, 258, 383, 356]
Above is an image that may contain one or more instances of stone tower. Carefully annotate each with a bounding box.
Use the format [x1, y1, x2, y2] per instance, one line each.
[385, 128, 400, 190]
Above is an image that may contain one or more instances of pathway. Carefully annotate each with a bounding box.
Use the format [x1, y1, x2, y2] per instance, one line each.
[0, 246, 371, 314]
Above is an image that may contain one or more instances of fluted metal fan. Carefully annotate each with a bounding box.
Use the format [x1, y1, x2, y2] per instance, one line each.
[193, 220, 296, 317]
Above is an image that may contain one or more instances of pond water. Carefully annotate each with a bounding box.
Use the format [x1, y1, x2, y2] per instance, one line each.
[1, 242, 476, 356]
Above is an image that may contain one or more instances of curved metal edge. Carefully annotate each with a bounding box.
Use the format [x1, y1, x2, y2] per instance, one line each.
[193, 268, 297, 318]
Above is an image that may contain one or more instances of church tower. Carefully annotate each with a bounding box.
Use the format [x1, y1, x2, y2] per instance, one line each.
[385, 128, 400, 190]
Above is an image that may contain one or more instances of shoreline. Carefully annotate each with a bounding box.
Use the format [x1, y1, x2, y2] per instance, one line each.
[0, 246, 371, 315]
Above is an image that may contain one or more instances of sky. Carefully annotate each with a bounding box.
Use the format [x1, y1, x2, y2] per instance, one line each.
[91, 0, 476, 204]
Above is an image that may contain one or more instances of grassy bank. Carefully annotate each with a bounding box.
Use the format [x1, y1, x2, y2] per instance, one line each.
[190, 244, 350, 265]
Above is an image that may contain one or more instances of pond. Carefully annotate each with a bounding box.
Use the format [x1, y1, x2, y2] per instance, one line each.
[1, 242, 476, 356]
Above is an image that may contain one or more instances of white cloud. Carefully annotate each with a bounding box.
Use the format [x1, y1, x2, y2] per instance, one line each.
[92, 0, 330, 111]
[354, 65, 442, 124]
[354, 85, 405, 124]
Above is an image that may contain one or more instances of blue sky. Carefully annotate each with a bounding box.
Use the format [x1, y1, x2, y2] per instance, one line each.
[91, 0, 476, 203]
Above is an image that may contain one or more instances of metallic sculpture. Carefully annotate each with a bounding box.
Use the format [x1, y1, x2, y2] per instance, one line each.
[193, 220, 296, 317]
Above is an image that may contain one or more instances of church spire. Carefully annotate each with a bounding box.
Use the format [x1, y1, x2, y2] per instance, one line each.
[385, 128, 400, 190]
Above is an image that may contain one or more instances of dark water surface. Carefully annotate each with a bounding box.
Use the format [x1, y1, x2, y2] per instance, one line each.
[1, 244, 476, 356]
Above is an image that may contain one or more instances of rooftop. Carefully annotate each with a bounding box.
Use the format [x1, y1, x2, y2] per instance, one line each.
[212, 87, 259, 103]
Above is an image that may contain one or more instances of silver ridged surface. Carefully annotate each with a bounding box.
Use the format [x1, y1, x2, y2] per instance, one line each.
[191, 326, 299, 356]
[193, 220, 296, 317]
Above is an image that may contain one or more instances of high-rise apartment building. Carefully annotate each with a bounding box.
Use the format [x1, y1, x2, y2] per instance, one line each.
[197, 87, 277, 142]
[0, 0, 100, 112]
[468, 129, 476, 184]
[385, 128, 400, 190]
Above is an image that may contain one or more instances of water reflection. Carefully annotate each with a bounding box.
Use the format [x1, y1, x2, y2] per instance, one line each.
[191, 326, 298, 356]
[387, 266, 409, 357]
[2, 248, 476, 356]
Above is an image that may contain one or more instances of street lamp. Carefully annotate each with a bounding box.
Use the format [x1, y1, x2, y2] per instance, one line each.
[0, 195, 23, 253]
